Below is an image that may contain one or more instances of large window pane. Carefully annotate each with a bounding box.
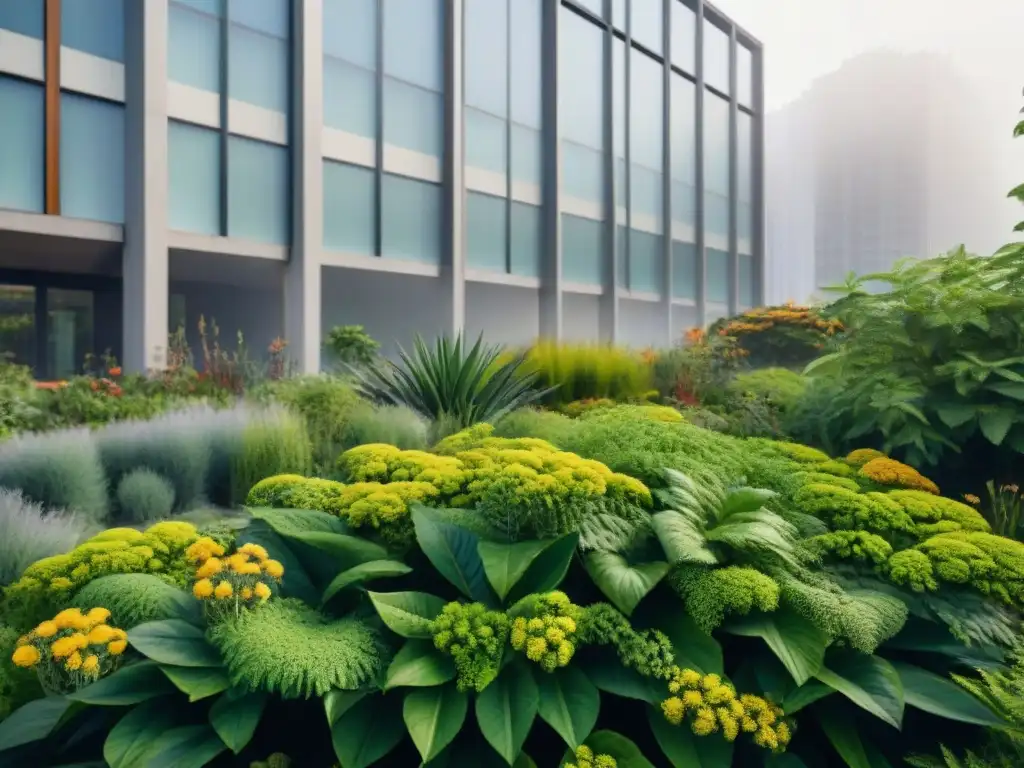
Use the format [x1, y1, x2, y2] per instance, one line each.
[465, 0, 507, 116]
[510, 124, 540, 186]
[323, 0, 377, 67]
[323, 57, 376, 137]
[168, 3, 222, 93]
[509, 0, 541, 129]
[672, 241, 697, 299]
[510, 202, 541, 278]
[703, 92, 729, 240]
[465, 108, 507, 175]
[381, 174, 441, 264]
[383, 0, 442, 92]
[629, 230, 663, 294]
[62, 0, 125, 62]
[670, 74, 696, 227]
[630, 50, 663, 218]
[228, 0, 288, 36]
[707, 248, 729, 304]
[0, 77, 44, 213]
[467, 192, 507, 272]
[383, 78, 442, 156]
[228, 25, 288, 112]
[703, 19, 729, 94]
[47, 289, 93, 381]
[630, 0, 662, 54]
[168, 120, 220, 234]
[670, 0, 695, 72]
[0, 0, 43, 38]
[739, 254, 754, 308]
[227, 136, 289, 244]
[738, 111, 753, 245]
[0, 285, 37, 372]
[737, 45, 753, 107]
[562, 214, 603, 285]
[61, 94, 125, 224]
[561, 143, 603, 203]
[323, 160, 375, 254]
[574, 0, 603, 17]
[560, 10, 605, 207]
[613, 39, 626, 206]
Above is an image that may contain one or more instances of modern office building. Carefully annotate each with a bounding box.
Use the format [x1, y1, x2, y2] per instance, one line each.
[0, 0, 763, 378]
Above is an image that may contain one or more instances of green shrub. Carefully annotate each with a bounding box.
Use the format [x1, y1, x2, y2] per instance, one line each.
[69, 573, 197, 628]
[493, 407, 576, 446]
[524, 341, 652, 405]
[0, 490, 90, 587]
[0, 429, 108, 524]
[710, 304, 840, 368]
[323, 324, 380, 366]
[114, 469, 176, 524]
[229, 408, 312, 505]
[341, 403, 427, 451]
[727, 368, 807, 413]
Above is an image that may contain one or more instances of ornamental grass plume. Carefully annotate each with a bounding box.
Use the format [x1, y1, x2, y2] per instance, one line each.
[11, 606, 125, 693]
[189, 537, 283, 620]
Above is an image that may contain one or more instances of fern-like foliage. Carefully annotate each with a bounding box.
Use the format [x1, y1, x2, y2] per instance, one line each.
[209, 599, 384, 699]
[70, 574, 198, 628]
[954, 645, 1024, 742]
[905, 745, 1019, 768]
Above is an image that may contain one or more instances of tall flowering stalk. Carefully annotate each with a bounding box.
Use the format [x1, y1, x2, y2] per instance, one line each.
[186, 538, 284, 620]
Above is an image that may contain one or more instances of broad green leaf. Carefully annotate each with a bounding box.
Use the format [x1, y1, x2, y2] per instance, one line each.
[783, 680, 834, 714]
[209, 690, 268, 754]
[127, 619, 222, 667]
[893, 661, 1004, 727]
[368, 590, 446, 639]
[413, 507, 494, 603]
[816, 701, 872, 768]
[479, 532, 578, 604]
[404, 684, 469, 763]
[814, 652, 904, 729]
[934, 404, 977, 429]
[652, 609, 723, 676]
[979, 409, 1015, 445]
[142, 724, 228, 768]
[883, 620, 1005, 669]
[583, 552, 670, 616]
[987, 380, 1024, 402]
[536, 666, 600, 750]
[476, 661, 539, 763]
[0, 695, 76, 752]
[235, 521, 319, 604]
[579, 658, 662, 704]
[103, 698, 178, 768]
[581, 730, 656, 768]
[248, 506, 348, 536]
[287, 531, 388, 569]
[324, 690, 367, 726]
[331, 694, 404, 768]
[321, 560, 412, 605]
[648, 707, 734, 767]
[160, 665, 229, 702]
[514, 755, 538, 768]
[385, 640, 456, 690]
[726, 609, 828, 686]
[70, 661, 176, 705]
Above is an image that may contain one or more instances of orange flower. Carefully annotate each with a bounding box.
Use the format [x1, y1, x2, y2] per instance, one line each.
[963, 494, 981, 506]
[108, 366, 122, 377]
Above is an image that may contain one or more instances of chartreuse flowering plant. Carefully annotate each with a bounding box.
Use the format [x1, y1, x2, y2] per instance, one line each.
[187, 537, 283, 619]
[563, 745, 617, 768]
[11, 607, 125, 693]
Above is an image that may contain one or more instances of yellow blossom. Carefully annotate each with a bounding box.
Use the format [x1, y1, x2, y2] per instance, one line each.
[65, 651, 83, 671]
[51, 633, 87, 659]
[82, 654, 100, 675]
[226, 553, 251, 572]
[240, 587, 253, 601]
[214, 581, 233, 599]
[195, 557, 224, 579]
[235, 562, 262, 576]
[253, 582, 272, 601]
[108, 640, 127, 655]
[662, 696, 685, 725]
[238, 543, 269, 561]
[682, 690, 704, 710]
[679, 669, 702, 689]
[53, 608, 86, 630]
[87, 625, 117, 645]
[525, 637, 547, 662]
[262, 559, 285, 580]
[85, 607, 111, 627]
[193, 578, 215, 599]
[34, 620, 58, 638]
[11, 645, 40, 668]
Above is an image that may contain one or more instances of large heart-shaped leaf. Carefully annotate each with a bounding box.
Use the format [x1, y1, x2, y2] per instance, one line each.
[979, 409, 1015, 445]
[579, 658, 662, 705]
[330, 694, 404, 768]
[103, 698, 178, 768]
[816, 700, 873, 768]
[536, 665, 599, 750]
[384, 640, 456, 690]
[127, 620, 222, 667]
[324, 690, 367, 725]
[321, 560, 412, 605]
[368, 590, 446, 639]
[583, 552, 670, 616]
[413, 507, 494, 603]
[726, 609, 828, 686]
[286, 531, 388, 569]
[479, 532, 578, 604]
[648, 707, 734, 767]
[577, 731, 656, 768]
[893, 661, 1005, 727]
[404, 684, 469, 763]
[783, 680, 834, 714]
[0, 695, 76, 752]
[814, 652, 904, 729]
[70, 661, 176, 705]
[141, 724, 228, 768]
[160, 665, 229, 702]
[235, 521, 319, 604]
[651, 608, 724, 676]
[209, 690, 268, 754]
[476, 661, 539, 764]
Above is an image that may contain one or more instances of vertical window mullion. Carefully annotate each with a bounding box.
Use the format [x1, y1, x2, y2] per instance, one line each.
[374, 0, 384, 257]
[504, 0, 512, 274]
[219, 0, 229, 236]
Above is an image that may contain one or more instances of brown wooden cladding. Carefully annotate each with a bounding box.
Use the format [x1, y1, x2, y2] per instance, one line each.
[44, 0, 61, 215]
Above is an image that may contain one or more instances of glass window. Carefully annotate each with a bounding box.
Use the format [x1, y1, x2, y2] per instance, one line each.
[559, 10, 605, 206]
[510, 202, 541, 278]
[0, 285, 37, 372]
[738, 111, 752, 244]
[170, 294, 187, 333]
[510, 123, 541, 186]
[228, 0, 288, 37]
[465, 109, 507, 176]
[703, 92, 729, 239]
[671, 241, 697, 299]
[702, 19, 729, 94]
[381, 174, 441, 264]
[61, 94, 125, 224]
[176, 0, 223, 14]
[0, 0, 43, 38]
[465, 0, 507, 117]
[738, 253, 754, 308]
[0, 77, 44, 213]
[670, 0, 695, 72]
[323, 0, 377, 68]
[383, 78, 442, 157]
[562, 143, 603, 203]
[323, 57, 377, 138]
[670, 74, 695, 227]
[509, 0, 541, 129]
[228, 24, 289, 112]
[629, 230, 663, 294]
[737, 45, 753, 107]
[561, 214, 603, 285]
[467, 192, 507, 272]
[382, 0, 443, 92]
[323, 160, 375, 255]
[612, 39, 626, 206]
[168, 2, 222, 94]
[612, 0, 626, 30]
[630, 0, 662, 54]
[47, 289, 94, 380]
[62, 0, 125, 62]
[168, 120, 221, 235]
[227, 136, 289, 244]
[574, 0, 603, 17]
[630, 50, 663, 218]
[616, 224, 627, 287]
[706, 247, 729, 304]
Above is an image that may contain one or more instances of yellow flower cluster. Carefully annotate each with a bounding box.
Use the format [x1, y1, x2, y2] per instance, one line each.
[660, 669, 792, 752]
[189, 539, 282, 616]
[509, 592, 579, 672]
[563, 745, 617, 768]
[845, 448, 888, 467]
[858, 457, 940, 495]
[11, 607, 126, 693]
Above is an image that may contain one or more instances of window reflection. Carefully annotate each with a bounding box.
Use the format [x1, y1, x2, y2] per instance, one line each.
[0, 285, 36, 372]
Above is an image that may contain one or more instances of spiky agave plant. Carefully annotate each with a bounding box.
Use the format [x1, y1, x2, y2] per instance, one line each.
[350, 333, 556, 431]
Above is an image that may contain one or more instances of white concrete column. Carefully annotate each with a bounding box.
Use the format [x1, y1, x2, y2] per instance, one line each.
[442, 0, 466, 337]
[123, 0, 169, 373]
[284, 0, 324, 373]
